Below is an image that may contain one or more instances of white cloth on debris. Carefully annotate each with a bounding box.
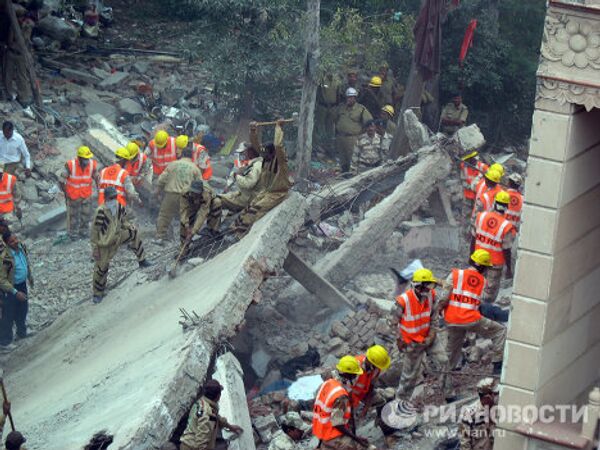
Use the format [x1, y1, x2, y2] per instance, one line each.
[287, 375, 323, 401]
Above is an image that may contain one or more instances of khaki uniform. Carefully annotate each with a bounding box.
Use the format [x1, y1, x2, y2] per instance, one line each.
[91, 204, 145, 298]
[180, 186, 222, 248]
[180, 396, 232, 450]
[352, 132, 387, 173]
[459, 403, 495, 450]
[440, 103, 468, 135]
[156, 158, 202, 240]
[380, 75, 397, 106]
[219, 157, 263, 212]
[359, 88, 384, 118]
[233, 126, 291, 237]
[316, 76, 341, 152]
[335, 103, 373, 173]
[2, 15, 32, 105]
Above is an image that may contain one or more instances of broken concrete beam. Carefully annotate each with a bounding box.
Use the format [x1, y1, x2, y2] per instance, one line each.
[456, 124, 485, 151]
[283, 250, 354, 310]
[437, 184, 457, 226]
[404, 109, 430, 152]
[60, 68, 101, 85]
[23, 205, 67, 236]
[4, 193, 307, 449]
[213, 352, 256, 450]
[85, 114, 130, 166]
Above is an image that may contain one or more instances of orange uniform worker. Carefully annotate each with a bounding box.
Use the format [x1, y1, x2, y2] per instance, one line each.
[98, 147, 140, 207]
[0, 163, 21, 226]
[60, 146, 99, 239]
[313, 356, 374, 450]
[505, 173, 524, 230]
[393, 269, 448, 400]
[124, 141, 152, 187]
[349, 345, 390, 411]
[459, 151, 488, 216]
[438, 250, 507, 399]
[471, 167, 502, 222]
[146, 130, 177, 178]
[471, 191, 516, 303]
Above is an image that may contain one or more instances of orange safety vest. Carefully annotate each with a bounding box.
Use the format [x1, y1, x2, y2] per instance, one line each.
[474, 211, 515, 266]
[0, 173, 16, 214]
[148, 137, 177, 175]
[124, 153, 149, 186]
[234, 155, 250, 169]
[461, 161, 488, 200]
[444, 268, 485, 325]
[312, 379, 352, 441]
[350, 354, 379, 407]
[506, 188, 523, 229]
[396, 289, 434, 344]
[192, 143, 213, 181]
[479, 184, 502, 212]
[64, 158, 97, 200]
[98, 164, 129, 206]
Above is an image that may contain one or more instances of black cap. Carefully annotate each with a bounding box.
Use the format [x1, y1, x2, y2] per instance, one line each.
[104, 186, 118, 200]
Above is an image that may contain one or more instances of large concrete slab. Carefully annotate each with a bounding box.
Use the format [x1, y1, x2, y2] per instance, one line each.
[3, 193, 307, 449]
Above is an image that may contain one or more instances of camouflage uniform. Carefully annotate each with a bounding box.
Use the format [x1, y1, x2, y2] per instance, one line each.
[156, 157, 202, 240]
[335, 103, 373, 173]
[91, 203, 145, 298]
[219, 157, 263, 212]
[180, 185, 222, 249]
[180, 396, 234, 450]
[233, 125, 291, 237]
[459, 403, 496, 450]
[352, 132, 387, 174]
[440, 102, 468, 135]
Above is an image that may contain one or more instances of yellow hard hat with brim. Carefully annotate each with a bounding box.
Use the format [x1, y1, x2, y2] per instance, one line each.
[366, 345, 391, 371]
[471, 249, 492, 267]
[77, 146, 94, 159]
[484, 169, 502, 183]
[336, 355, 363, 375]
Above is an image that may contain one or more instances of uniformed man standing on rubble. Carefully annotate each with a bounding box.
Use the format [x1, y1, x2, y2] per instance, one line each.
[90, 187, 151, 304]
[352, 120, 387, 174]
[180, 379, 243, 450]
[180, 180, 222, 253]
[440, 94, 468, 135]
[459, 378, 499, 450]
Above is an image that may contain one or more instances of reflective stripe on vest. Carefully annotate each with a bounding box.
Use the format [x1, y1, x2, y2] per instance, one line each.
[98, 164, 128, 206]
[149, 137, 177, 175]
[312, 379, 352, 441]
[474, 211, 513, 265]
[480, 185, 502, 212]
[396, 289, 433, 344]
[350, 355, 379, 407]
[444, 269, 485, 325]
[125, 153, 148, 184]
[506, 188, 523, 228]
[65, 158, 97, 200]
[461, 162, 488, 200]
[192, 143, 213, 181]
[0, 173, 16, 214]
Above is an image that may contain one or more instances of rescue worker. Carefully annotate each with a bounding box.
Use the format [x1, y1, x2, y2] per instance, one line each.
[472, 192, 516, 303]
[393, 269, 448, 400]
[156, 147, 203, 243]
[350, 345, 391, 415]
[180, 180, 222, 252]
[315, 73, 341, 151]
[124, 141, 151, 188]
[59, 146, 99, 239]
[335, 88, 373, 174]
[472, 163, 504, 199]
[0, 232, 33, 347]
[438, 250, 506, 400]
[0, 163, 22, 226]
[505, 173, 524, 230]
[98, 148, 140, 207]
[232, 120, 291, 238]
[146, 130, 177, 179]
[459, 378, 499, 450]
[378, 63, 396, 106]
[352, 120, 386, 174]
[91, 187, 150, 304]
[175, 135, 213, 182]
[219, 144, 262, 213]
[440, 94, 468, 135]
[471, 168, 502, 222]
[312, 356, 373, 450]
[379, 104, 397, 136]
[180, 379, 243, 450]
[0, 121, 31, 175]
[337, 68, 360, 103]
[374, 119, 393, 154]
[459, 151, 489, 219]
[359, 76, 384, 118]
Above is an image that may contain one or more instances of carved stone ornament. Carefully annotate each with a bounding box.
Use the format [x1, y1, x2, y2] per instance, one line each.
[536, 78, 600, 110]
[542, 12, 600, 69]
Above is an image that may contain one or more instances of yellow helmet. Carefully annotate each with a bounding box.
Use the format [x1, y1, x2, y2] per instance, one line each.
[77, 146, 93, 159]
[155, 130, 169, 148]
[495, 190, 510, 205]
[490, 163, 504, 176]
[471, 249, 492, 267]
[368, 76, 383, 88]
[413, 268, 437, 284]
[176, 135, 189, 149]
[381, 104, 395, 117]
[336, 355, 363, 375]
[484, 169, 502, 183]
[115, 147, 131, 160]
[366, 345, 391, 371]
[126, 141, 140, 159]
[461, 151, 478, 161]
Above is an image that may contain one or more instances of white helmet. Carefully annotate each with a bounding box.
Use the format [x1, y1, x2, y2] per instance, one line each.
[346, 87, 358, 97]
[508, 173, 523, 186]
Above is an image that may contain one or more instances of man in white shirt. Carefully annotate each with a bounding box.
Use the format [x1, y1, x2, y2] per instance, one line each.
[0, 122, 31, 176]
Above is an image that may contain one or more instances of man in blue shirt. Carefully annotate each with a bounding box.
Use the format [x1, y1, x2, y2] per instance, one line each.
[0, 232, 32, 348]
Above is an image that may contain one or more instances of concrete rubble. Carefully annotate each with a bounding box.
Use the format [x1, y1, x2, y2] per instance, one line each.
[3, 194, 307, 449]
